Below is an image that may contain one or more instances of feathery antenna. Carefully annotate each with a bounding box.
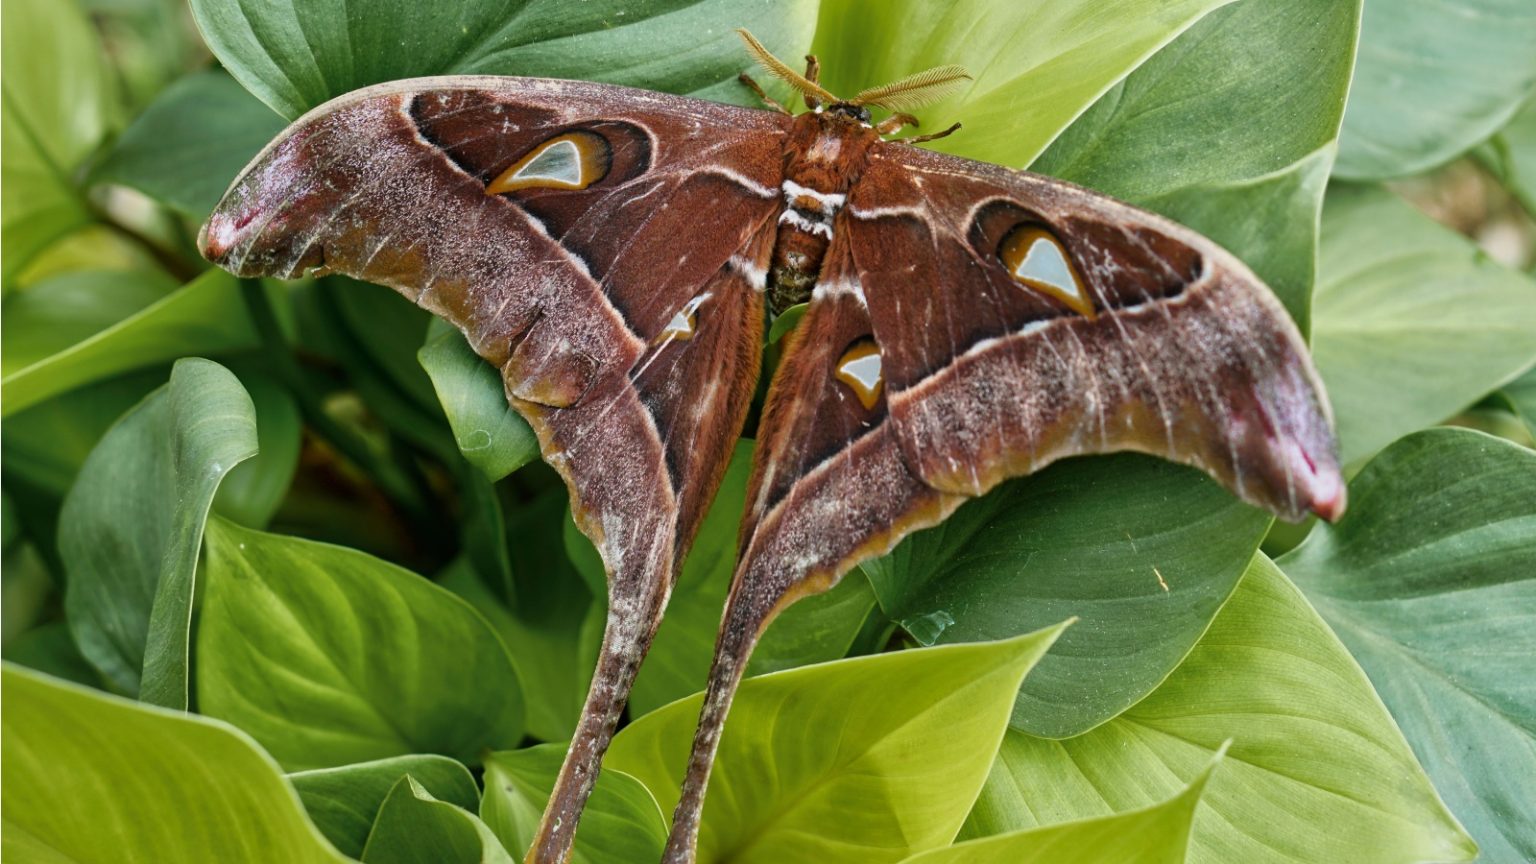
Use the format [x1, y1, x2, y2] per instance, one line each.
[735, 29, 838, 106]
[853, 65, 972, 111]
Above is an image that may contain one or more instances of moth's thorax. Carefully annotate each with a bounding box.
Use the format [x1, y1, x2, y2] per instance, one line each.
[767, 112, 880, 314]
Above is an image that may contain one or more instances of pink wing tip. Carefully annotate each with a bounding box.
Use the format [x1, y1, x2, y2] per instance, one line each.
[1306, 463, 1347, 523]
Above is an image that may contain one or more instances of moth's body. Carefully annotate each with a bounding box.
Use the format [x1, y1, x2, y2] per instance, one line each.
[769, 108, 877, 312]
[202, 43, 1343, 864]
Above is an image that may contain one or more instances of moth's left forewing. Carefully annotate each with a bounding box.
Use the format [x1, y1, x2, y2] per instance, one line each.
[847, 145, 1344, 523]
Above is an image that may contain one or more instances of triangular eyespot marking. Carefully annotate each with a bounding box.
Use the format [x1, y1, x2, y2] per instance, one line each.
[655, 292, 713, 344]
[1000, 225, 1095, 318]
[835, 338, 884, 409]
[488, 131, 611, 194]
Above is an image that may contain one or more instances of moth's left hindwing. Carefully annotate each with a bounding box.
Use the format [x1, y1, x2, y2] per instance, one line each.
[200, 77, 790, 864]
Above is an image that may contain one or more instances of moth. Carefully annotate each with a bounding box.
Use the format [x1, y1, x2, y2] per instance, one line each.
[202, 30, 1343, 864]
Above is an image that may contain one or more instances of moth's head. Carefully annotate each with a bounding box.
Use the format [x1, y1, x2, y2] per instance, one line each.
[736, 28, 970, 127]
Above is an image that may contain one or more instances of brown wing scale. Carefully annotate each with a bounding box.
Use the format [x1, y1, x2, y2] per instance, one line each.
[199, 76, 788, 864]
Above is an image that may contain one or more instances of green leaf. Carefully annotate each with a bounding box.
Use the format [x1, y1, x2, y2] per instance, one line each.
[864, 454, 1266, 739]
[291, 754, 480, 859]
[481, 743, 666, 864]
[1500, 365, 1536, 438]
[901, 748, 1222, 864]
[1312, 184, 1536, 464]
[92, 69, 287, 220]
[1335, 0, 1536, 180]
[420, 318, 539, 482]
[813, 0, 1232, 168]
[213, 368, 302, 527]
[1033, 0, 1358, 331]
[1480, 94, 1536, 216]
[1, 269, 179, 372]
[60, 358, 258, 706]
[1, 0, 114, 286]
[362, 776, 514, 864]
[197, 517, 525, 770]
[1, 269, 265, 417]
[2, 621, 102, 688]
[607, 626, 1067, 864]
[190, 0, 820, 119]
[1280, 428, 1536, 862]
[0, 368, 165, 497]
[1, 664, 349, 863]
[962, 556, 1475, 864]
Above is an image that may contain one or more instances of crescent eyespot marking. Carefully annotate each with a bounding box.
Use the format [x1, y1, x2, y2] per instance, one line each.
[489, 131, 610, 193]
[1000, 225, 1095, 318]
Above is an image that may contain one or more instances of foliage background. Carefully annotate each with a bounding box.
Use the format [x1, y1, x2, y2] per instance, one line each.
[3, 0, 1535, 862]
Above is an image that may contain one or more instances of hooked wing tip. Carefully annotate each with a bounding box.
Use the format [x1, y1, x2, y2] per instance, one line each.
[1306, 463, 1347, 523]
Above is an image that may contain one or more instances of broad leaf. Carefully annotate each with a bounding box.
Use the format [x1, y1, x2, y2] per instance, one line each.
[864, 454, 1266, 739]
[1336, 0, 1536, 180]
[362, 776, 514, 864]
[292, 755, 480, 859]
[1479, 94, 1536, 215]
[1312, 184, 1536, 464]
[191, 0, 820, 118]
[60, 358, 258, 706]
[1, 269, 179, 372]
[901, 749, 1222, 864]
[419, 318, 539, 482]
[481, 743, 667, 864]
[0, 368, 165, 497]
[1281, 428, 1536, 863]
[1, 620, 101, 688]
[962, 556, 1475, 864]
[1500, 366, 1536, 438]
[92, 69, 287, 220]
[213, 367, 302, 527]
[197, 518, 525, 770]
[607, 626, 1067, 864]
[1, 269, 267, 417]
[814, 0, 1233, 168]
[1, 664, 348, 863]
[1033, 0, 1359, 330]
[0, 0, 114, 286]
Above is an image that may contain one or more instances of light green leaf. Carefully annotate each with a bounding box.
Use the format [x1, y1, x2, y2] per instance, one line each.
[962, 556, 1475, 864]
[92, 69, 287, 220]
[481, 743, 666, 864]
[60, 359, 258, 706]
[1, 269, 179, 372]
[292, 755, 480, 860]
[1, 0, 114, 286]
[1335, 0, 1536, 180]
[813, 0, 1233, 168]
[190, 0, 819, 119]
[1281, 428, 1536, 862]
[362, 776, 514, 864]
[607, 626, 1067, 864]
[1033, 0, 1358, 331]
[1, 269, 266, 417]
[1312, 184, 1536, 464]
[1500, 365, 1536, 438]
[902, 748, 1222, 864]
[1, 664, 348, 864]
[864, 454, 1266, 739]
[1480, 94, 1536, 216]
[420, 318, 539, 482]
[197, 517, 525, 770]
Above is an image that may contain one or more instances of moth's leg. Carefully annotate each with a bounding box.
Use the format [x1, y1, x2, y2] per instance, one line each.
[738, 72, 790, 114]
[803, 55, 823, 110]
[876, 112, 921, 136]
[903, 122, 962, 144]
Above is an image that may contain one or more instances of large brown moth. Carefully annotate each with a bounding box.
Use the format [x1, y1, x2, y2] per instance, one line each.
[201, 29, 1344, 864]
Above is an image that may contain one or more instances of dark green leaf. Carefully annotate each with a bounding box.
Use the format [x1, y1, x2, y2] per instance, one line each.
[197, 517, 525, 770]
[864, 454, 1266, 738]
[1335, 0, 1536, 180]
[1312, 184, 1536, 464]
[292, 755, 480, 859]
[362, 776, 514, 864]
[92, 69, 287, 219]
[1, 664, 349, 863]
[1281, 428, 1536, 862]
[962, 556, 1475, 864]
[60, 358, 258, 706]
[191, 0, 820, 118]
[481, 743, 666, 864]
